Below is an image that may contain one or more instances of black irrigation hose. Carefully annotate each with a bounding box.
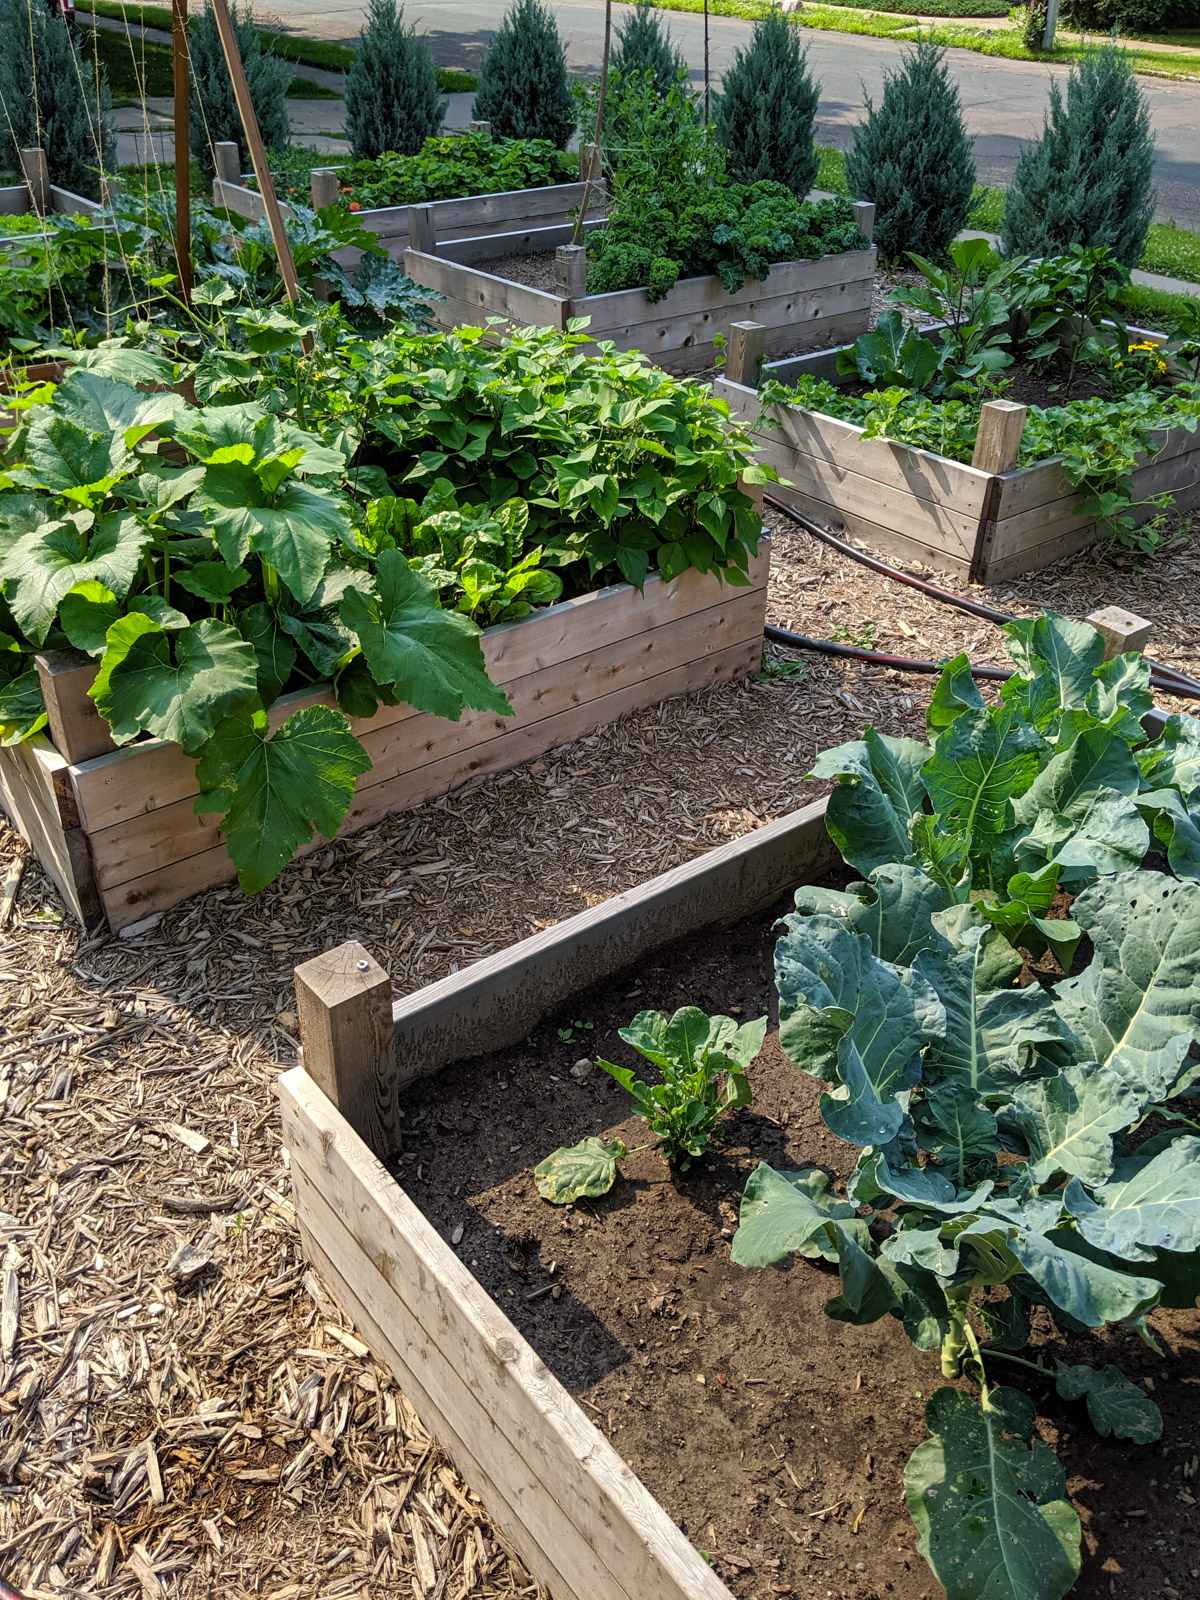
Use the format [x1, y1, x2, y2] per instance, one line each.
[762, 492, 1200, 699]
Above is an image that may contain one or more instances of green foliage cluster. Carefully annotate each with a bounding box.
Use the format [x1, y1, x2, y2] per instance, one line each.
[611, 0, 683, 92]
[821, 0, 1009, 11]
[714, 7, 820, 198]
[345, 0, 444, 161]
[324, 133, 577, 211]
[472, 0, 575, 149]
[536, 1007, 767, 1201]
[0, 0, 115, 201]
[1003, 45, 1156, 269]
[0, 312, 769, 888]
[845, 36, 975, 263]
[189, 0, 290, 176]
[730, 612, 1200, 1600]
[764, 240, 1197, 551]
[587, 188, 866, 300]
[1062, 0, 1200, 30]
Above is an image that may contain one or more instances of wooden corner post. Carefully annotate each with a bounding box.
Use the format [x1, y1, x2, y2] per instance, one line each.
[554, 243, 587, 301]
[726, 321, 766, 388]
[19, 149, 49, 216]
[294, 942, 398, 1156]
[1086, 606, 1153, 660]
[971, 400, 1026, 476]
[851, 200, 875, 244]
[310, 168, 340, 209]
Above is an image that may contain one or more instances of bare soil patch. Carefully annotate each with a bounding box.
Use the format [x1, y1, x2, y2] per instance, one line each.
[396, 903, 1200, 1600]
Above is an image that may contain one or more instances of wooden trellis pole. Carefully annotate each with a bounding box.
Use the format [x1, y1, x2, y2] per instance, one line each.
[172, 0, 191, 300]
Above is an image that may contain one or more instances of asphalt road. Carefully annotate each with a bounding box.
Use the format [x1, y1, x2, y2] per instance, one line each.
[262, 0, 1200, 227]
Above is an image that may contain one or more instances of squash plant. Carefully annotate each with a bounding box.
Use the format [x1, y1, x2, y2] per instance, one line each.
[0, 306, 770, 891]
[731, 614, 1200, 1600]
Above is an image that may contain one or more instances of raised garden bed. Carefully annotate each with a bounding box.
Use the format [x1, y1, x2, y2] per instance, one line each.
[715, 321, 1200, 583]
[211, 140, 605, 268]
[277, 655, 1197, 1600]
[403, 203, 877, 374]
[0, 542, 769, 933]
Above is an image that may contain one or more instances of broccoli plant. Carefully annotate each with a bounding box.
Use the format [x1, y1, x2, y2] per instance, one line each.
[536, 1007, 766, 1203]
[729, 611, 1200, 1600]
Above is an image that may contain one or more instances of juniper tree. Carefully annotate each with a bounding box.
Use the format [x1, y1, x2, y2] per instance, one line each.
[714, 7, 819, 198]
[845, 35, 975, 263]
[188, 0, 290, 175]
[611, 0, 683, 98]
[472, 0, 575, 148]
[0, 0, 115, 200]
[1002, 45, 1155, 269]
[346, 0, 444, 160]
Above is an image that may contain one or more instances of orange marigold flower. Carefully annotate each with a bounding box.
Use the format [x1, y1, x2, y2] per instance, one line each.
[349, 201, 361, 212]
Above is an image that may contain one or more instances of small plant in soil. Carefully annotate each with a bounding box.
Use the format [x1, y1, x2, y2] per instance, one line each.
[726, 611, 1200, 1600]
[536, 1007, 766, 1203]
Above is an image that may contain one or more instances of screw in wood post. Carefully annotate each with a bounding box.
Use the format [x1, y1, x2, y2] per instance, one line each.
[850, 201, 875, 245]
[212, 141, 242, 188]
[971, 400, 1026, 476]
[725, 321, 767, 388]
[554, 243, 587, 302]
[294, 941, 397, 1156]
[19, 148, 49, 216]
[409, 204, 436, 256]
[309, 168, 340, 209]
[1085, 605, 1153, 661]
[34, 650, 116, 764]
[470, 120, 492, 137]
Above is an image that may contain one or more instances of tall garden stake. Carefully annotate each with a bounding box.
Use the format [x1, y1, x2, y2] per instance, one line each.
[172, 0, 191, 300]
[571, 0, 611, 245]
[703, 0, 710, 122]
[209, 0, 305, 322]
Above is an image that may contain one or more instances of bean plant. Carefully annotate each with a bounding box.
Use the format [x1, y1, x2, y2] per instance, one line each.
[730, 612, 1200, 1600]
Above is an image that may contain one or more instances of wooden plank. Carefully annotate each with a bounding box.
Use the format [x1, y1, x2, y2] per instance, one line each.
[720, 390, 991, 519]
[0, 185, 29, 215]
[766, 481, 975, 580]
[991, 424, 1197, 523]
[576, 249, 875, 324]
[278, 1068, 733, 1600]
[97, 637, 762, 928]
[420, 179, 605, 234]
[87, 607, 766, 893]
[0, 739, 90, 922]
[295, 942, 395, 1152]
[405, 250, 568, 332]
[389, 794, 834, 1086]
[438, 217, 603, 266]
[72, 551, 768, 835]
[212, 175, 272, 222]
[288, 1187, 589, 1600]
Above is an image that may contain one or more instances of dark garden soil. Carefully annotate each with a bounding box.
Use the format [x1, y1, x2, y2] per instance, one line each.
[477, 250, 559, 292]
[396, 901, 1200, 1600]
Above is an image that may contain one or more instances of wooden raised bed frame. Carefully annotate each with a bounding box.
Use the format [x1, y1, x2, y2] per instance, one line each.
[0, 542, 769, 931]
[714, 320, 1199, 583]
[280, 675, 1171, 1599]
[402, 202, 877, 375]
[210, 139, 606, 268]
[279, 794, 839, 1600]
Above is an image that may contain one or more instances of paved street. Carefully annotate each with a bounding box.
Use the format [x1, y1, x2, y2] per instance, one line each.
[257, 0, 1200, 228]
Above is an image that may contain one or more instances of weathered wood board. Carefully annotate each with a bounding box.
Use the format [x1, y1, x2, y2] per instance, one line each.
[279, 794, 835, 1598]
[405, 248, 877, 373]
[2, 546, 769, 930]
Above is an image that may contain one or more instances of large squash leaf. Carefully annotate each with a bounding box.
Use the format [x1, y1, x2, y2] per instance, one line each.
[93, 617, 259, 753]
[340, 549, 511, 721]
[905, 1386, 1081, 1600]
[0, 513, 151, 645]
[194, 703, 371, 892]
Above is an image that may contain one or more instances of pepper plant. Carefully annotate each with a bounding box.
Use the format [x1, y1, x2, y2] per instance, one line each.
[729, 612, 1200, 1600]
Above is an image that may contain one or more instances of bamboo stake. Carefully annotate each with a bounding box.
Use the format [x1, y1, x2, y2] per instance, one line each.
[208, 0, 302, 307]
[172, 0, 191, 301]
[703, 0, 710, 123]
[571, 0, 612, 247]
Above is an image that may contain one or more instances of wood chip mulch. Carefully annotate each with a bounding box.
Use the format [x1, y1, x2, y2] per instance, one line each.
[2, 508, 1198, 1597]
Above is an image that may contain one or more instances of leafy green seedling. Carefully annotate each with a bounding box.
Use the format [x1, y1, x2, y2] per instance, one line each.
[536, 1007, 766, 1204]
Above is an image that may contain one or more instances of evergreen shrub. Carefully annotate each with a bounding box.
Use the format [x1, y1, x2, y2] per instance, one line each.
[345, 0, 444, 160]
[1002, 45, 1155, 269]
[0, 0, 115, 200]
[189, 0, 289, 175]
[714, 7, 819, 198]
[472, 0, 574, 149]
[844, 36, 974, 263]
[611, 0, 683, 96]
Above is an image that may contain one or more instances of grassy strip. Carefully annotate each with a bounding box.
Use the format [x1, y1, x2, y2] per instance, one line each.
[647, 0, 1200, 80]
